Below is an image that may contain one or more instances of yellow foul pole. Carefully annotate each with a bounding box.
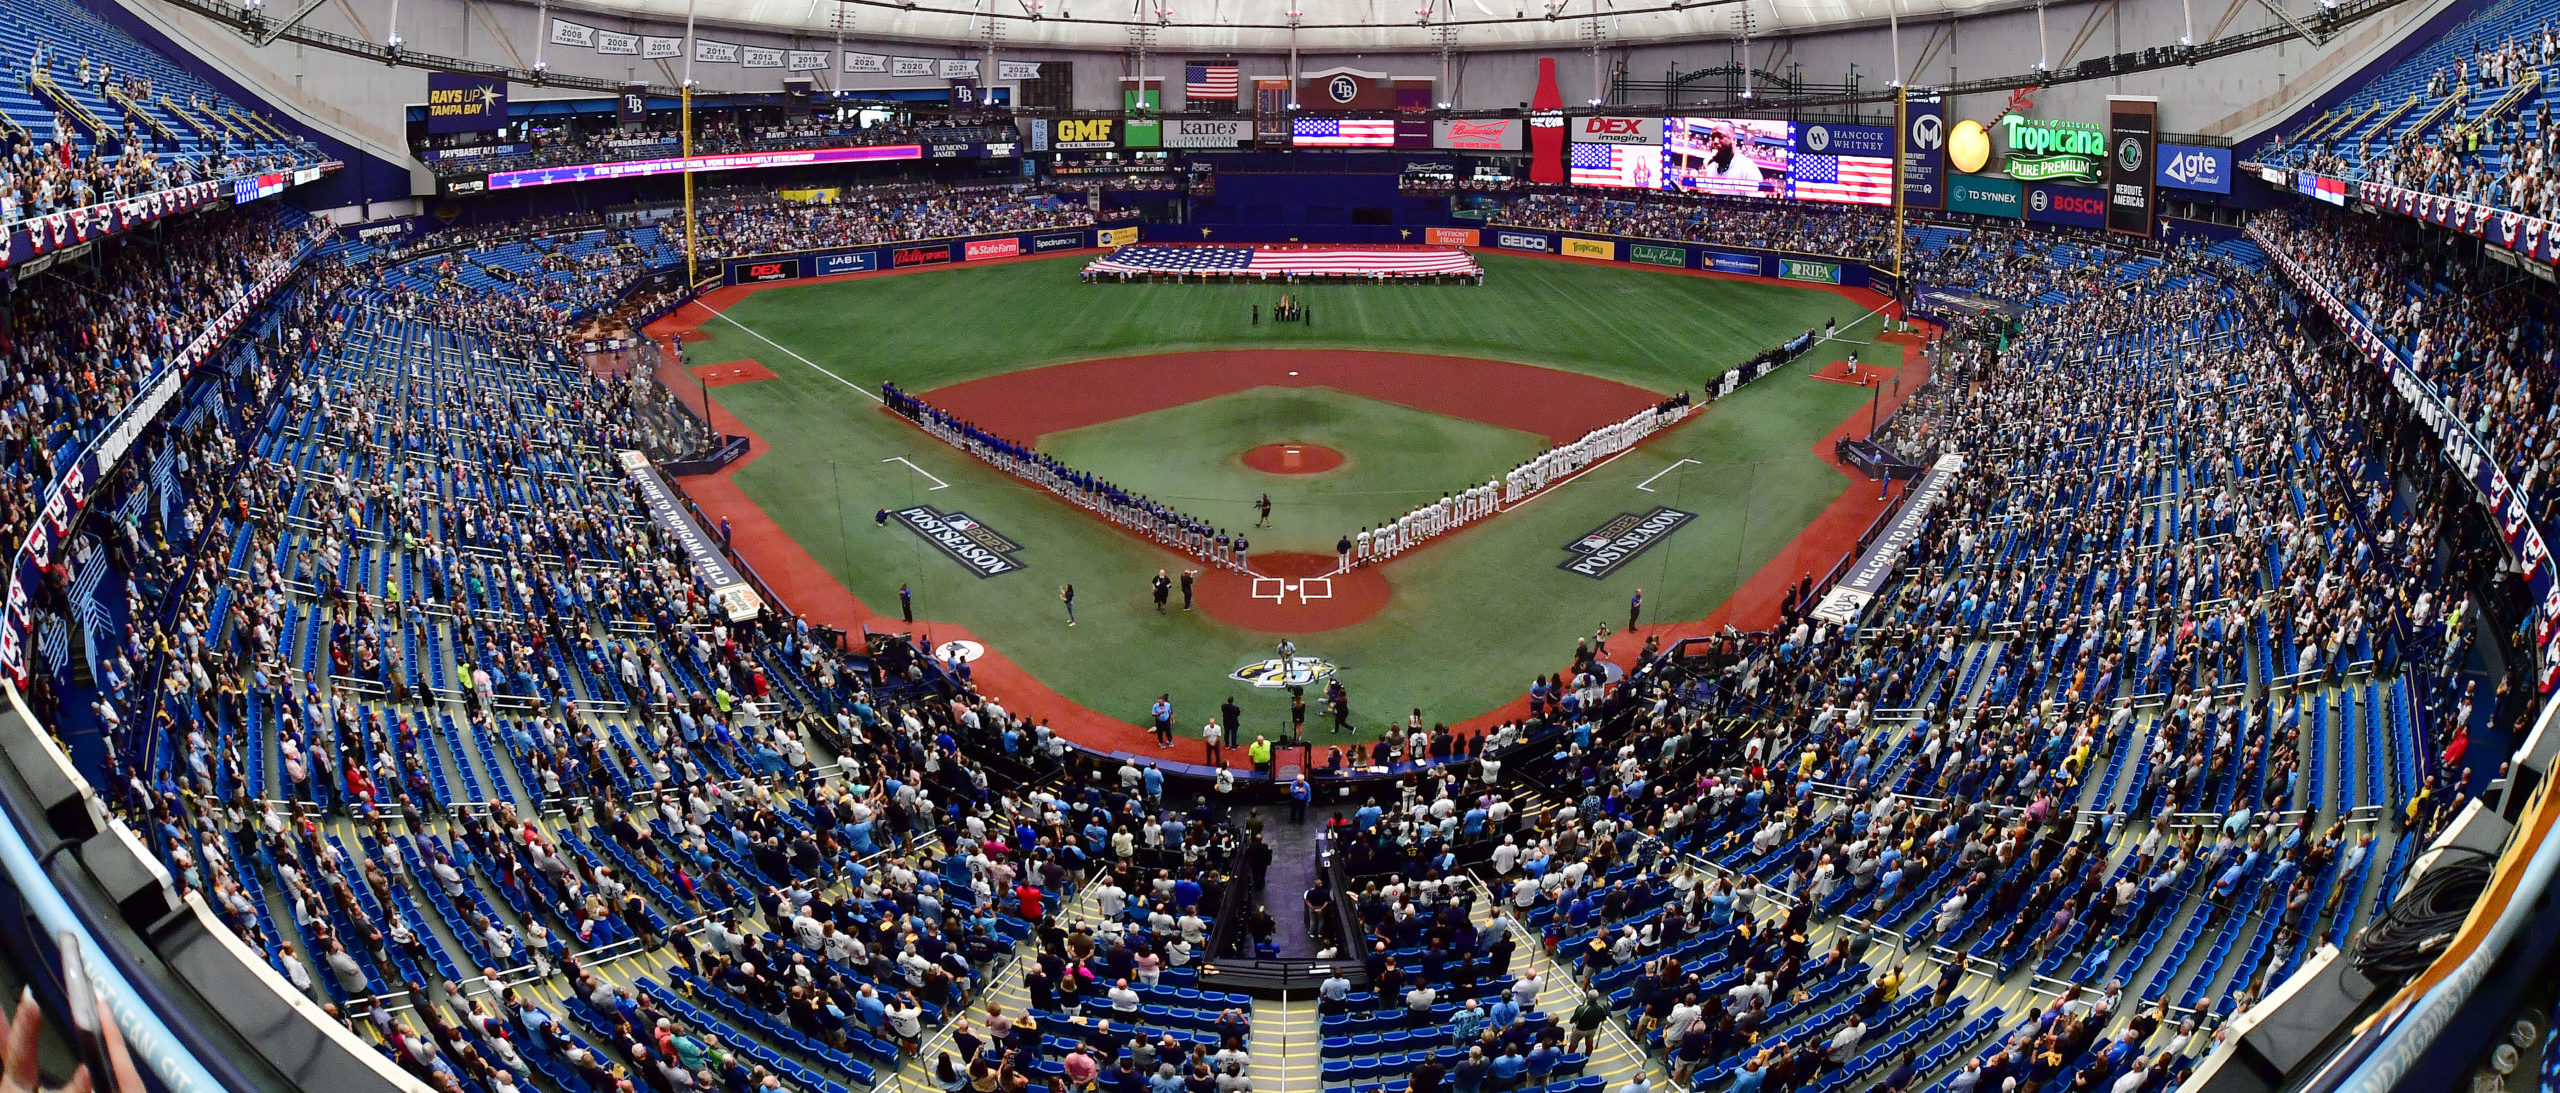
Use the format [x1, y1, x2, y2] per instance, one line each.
[1892, 84, 1907, 288]
[683, 84, 698, 287]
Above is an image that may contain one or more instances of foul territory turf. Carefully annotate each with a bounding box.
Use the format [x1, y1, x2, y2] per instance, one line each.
[674, 252, 1891, 734]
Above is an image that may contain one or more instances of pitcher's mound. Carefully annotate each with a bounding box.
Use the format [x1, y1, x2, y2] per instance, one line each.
[1241, 443, 1344, 475]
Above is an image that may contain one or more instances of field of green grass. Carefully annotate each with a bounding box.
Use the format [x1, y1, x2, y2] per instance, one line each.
[683, 252, 1885, 731]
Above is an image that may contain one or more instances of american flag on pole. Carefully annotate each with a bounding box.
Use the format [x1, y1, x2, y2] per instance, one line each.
[1185, 62, 1240, 101]
[1789, 153, 1895, 205]
[1293, 117, 1397, 147]
[1570, 142, 1661, 190]
[1087, 244, 1481, 277]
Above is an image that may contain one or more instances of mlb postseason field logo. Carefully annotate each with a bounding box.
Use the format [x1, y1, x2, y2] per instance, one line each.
[1560, 507, 1695, 578]
[894, 506, 1026, 577]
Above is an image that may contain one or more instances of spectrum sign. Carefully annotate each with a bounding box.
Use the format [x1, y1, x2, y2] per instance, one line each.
[489, 143, 924, 189]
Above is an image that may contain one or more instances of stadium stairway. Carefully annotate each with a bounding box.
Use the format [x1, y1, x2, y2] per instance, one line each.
[1464, 876, 1669, 1093]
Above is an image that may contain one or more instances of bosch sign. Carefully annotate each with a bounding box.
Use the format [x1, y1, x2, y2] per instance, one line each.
[2026, 182, 2107, 229]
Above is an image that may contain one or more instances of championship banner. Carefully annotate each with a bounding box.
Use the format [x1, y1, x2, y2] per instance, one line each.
[998, 61, 1043, 80]
[1300, 66, 1397, 110]
[424, 73, 506, 134]
[942, 59, 981, 80]
[789, 51, 831, 72]
[548, 18, 596, 46]
[642, 36, 683, 59]
[2252, 225, 2560, 692]
[742, 47, 785, 69]
[619, 452, 765, 621]
[1902, 95, 1945, 210]
[695, 39, 741, 63]
[2106, 96, 2157, 238]
[595, 30, 639, 55]
[845, 52, 889, 73]
[892, 57, 936, 77]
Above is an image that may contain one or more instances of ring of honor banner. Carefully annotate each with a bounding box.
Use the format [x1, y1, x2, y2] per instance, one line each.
[2106, 97, 2157, 238]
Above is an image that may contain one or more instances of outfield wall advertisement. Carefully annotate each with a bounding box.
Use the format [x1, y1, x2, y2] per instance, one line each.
[1482, 225, 1879, 288]
[720, 224, 1136, 285]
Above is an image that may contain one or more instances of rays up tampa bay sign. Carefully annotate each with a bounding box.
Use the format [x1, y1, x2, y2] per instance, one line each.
[1999, 115, 2105, 185]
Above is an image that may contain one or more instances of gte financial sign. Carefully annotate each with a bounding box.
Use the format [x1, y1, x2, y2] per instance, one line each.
[2000, 115, 2105, 184]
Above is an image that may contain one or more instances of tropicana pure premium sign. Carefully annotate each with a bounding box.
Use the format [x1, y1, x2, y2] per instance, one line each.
[1998, 114, 2105, 184]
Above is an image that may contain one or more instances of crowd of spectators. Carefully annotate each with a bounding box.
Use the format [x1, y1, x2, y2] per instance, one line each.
[2, 36, 320, 225]
[1486, 190, 1898, 259]
[693, 183, 1090, 260]
[0, 128, 2542, 1093]
[415, 114, 1012, 181]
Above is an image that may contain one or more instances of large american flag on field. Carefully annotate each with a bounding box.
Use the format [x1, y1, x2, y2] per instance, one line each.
[1086, 244, 1482, 277]
[1571, 142, 1661, 190]
[1293, 117, 1396, 147]
[1185, 62, 1240, 101]
[1790, 153, 1894, 205]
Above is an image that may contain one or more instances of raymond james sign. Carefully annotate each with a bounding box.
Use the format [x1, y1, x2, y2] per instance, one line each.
[618, 451, 765, 620]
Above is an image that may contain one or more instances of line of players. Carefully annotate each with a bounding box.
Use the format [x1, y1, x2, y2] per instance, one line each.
[1341, 396, 1694, 570]
[889, 385, 1257, 573]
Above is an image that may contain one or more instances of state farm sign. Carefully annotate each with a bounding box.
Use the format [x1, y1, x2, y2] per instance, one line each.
[1573, 116, 1662, 146]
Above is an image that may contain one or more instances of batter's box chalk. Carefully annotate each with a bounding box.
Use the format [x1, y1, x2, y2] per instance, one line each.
[1251, 577, 1289, 603]
[1295, 577, 1334, 602]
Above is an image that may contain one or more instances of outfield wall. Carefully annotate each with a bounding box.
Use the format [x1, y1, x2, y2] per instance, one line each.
[1471, 225, 1893, 294]
[714, 223, 1140, 286]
